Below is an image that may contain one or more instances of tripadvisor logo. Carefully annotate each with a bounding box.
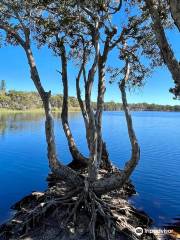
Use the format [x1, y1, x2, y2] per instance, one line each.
[135, 227, 144, 236]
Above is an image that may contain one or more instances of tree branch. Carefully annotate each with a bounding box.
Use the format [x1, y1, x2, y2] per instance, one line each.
[93, 60, 140, 195]
[169, 0, 180, 31]
[0, 23, 26, 47]
[145, 0, 180, 97]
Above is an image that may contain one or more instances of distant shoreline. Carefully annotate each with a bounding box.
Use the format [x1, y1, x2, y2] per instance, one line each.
[0, 90, 180, 112]
[0, 108, 80, 114]
[0, 108, 180, 114]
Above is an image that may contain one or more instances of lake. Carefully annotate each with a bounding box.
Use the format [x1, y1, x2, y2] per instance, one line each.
[0, 111, 180, 227]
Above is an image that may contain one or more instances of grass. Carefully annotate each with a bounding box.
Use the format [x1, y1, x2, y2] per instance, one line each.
[0, 107, 81, 114]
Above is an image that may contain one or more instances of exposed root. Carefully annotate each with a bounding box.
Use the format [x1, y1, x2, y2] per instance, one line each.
[0, 169, 157, 240]
[0, 181, 156, 240]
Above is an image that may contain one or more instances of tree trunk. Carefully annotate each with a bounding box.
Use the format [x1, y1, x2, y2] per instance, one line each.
[85, 79, 98, 183]
[76, 61, 91, 149]
[145, 0, 180, 98]
[76, 59, 111, 171]
[96, 56, 105, 167]
[85, 28, 100, 183]
[96, 55, 112, 170]
[169, 0, 180, 31]
[100, 141, 112, 170]
[93, 62, 140, 195]
[59, 40, 88, 168]
[24, 46, 83, 187]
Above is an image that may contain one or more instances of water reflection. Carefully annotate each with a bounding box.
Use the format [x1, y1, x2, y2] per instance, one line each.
[0, 113, 43, 136]
[0, 115, 7, 136]
[0, 111, 83, 137]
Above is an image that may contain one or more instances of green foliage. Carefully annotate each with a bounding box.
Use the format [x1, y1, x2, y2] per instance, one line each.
[0, 93, 10, 101]
[0, 91, 42, 110]
[0, 90, 179, 112]
[51, 95, 63, 109]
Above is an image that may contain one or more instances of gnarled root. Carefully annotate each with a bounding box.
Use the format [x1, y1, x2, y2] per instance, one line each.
[0, 182, 156, 240]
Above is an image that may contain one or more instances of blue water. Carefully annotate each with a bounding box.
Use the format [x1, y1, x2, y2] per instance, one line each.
[0, 111, 180, 227]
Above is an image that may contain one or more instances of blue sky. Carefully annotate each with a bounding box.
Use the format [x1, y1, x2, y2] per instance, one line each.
[0, 28, 179, 105]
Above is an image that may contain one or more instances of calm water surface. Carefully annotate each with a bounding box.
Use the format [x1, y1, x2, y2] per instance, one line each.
[0, 111, 180, 227]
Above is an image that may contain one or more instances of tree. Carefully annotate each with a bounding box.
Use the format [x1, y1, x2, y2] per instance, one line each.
[135, 0, 180, 99]
[0, 1, 157, 239]
[32, 1, 112, 170]
[169, 0, 180, 31]
[0, 80, 6, 93]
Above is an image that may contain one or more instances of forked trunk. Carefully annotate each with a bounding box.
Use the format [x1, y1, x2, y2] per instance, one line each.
[76, 60, 111, 170]
[93, 61, 140, 195]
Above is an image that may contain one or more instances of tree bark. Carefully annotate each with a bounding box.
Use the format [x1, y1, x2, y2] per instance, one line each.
[96, 35, 113, 170]
[24, 46, 83, 186]
[100, 141, 111, 170]
[85, 23, 100, 183]
[93, 61, 140, 195]
[76, 58, 111, 170]
[76, 57, 91, 149]
[96, 56, 112, 170]
[145, 0, 180, 97]
[169, 0, 180, 31]
[58, 40, 88, 167]
[96, 55, 106, 167]
[85, 73, 98, 183]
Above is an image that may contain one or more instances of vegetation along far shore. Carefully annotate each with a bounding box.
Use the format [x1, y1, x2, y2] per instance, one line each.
[0, 87, 180, 113]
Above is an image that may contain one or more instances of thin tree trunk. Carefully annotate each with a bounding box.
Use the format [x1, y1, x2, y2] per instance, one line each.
[24, 46, 83, 186]
[96, 56, 112, 170]
[145, 0, 180, 97]
[85, 76, 98, 183]
[76, 60, 111, 170]
[59, 40, 88, 167]
[76, 59, 91, 149]
[100, 141, 111, 170]
[96, 56, 105, 167]
[85, 26, 100, 183]
[96, 38, 112, 170]
[169, 0, 180, 31]
[93, 61, 140, 195]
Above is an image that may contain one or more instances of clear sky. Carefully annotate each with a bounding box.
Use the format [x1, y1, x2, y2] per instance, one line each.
[0, 27, 179, 105]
